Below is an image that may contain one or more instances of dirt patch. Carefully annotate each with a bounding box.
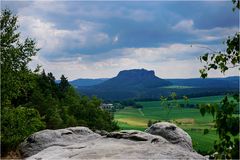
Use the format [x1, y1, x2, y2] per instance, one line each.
[174, 118, 195, 124]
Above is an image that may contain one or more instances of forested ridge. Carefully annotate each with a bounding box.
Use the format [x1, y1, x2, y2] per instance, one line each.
[0, 9, 118, 156]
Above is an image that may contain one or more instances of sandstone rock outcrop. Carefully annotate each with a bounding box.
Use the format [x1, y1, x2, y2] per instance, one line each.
[19, 123, 205, 159]
[145, 122, 193, 151]
[19, 127, 100, 157]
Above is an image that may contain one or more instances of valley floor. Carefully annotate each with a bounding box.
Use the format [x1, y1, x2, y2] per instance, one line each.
[114, 95, 228, 154]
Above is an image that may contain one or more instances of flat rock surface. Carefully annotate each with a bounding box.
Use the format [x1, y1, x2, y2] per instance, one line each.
[20, 124, 205, 159]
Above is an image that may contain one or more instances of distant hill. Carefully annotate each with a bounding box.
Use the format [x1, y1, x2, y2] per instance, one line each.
[70, 78, 109, 87]
[77, 69, 172, 100]
[94, 69, 172, 90]
[76, 69, 239, 100]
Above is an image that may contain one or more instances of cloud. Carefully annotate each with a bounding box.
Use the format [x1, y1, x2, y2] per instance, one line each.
[172, 19, 194, 31]
[122, 43, 205, 62]
[64, 43, 209, 64]
[5, 1, 238, 79]
[18, 15, 110, 59]
[17, 1, 69, 16]
[29, 42, 239, 80]
[71, 5, 154, 22]
[172, 19, 238, 42]
[13, 1, 156, 61]
[29, 51, 239, 80]
[16, 1, 154, 22]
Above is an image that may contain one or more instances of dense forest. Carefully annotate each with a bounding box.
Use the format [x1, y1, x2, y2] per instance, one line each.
[0, 9, 118, 156]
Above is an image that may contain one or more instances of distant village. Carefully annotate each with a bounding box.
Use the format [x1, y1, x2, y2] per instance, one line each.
[99, 100, 143, 112]
[99, 103, 122, 112]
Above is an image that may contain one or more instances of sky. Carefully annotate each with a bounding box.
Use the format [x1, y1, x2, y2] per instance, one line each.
[2, 0, 239, 80]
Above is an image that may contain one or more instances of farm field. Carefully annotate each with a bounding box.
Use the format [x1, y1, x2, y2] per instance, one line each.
[114, 95, 228, 154]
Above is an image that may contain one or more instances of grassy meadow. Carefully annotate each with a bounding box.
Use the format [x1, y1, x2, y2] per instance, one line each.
[114, 95, 228, 154]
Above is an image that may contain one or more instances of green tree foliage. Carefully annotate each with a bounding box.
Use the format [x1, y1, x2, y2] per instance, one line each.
[1, 9, 119, 155]
[1, 9, 43, 155]
[67, 95, 119, 131]
[59, 74, 70, 97]
[25, 70, 119, 131]
[1, 9, 39, 106]
[1, 107, 45, 154]
[147, 120, 153, 127]
[199, 1, 239, 79]
[232, 0, 240, 11]
[147, 120, 161, 127]
[198, 2, 239, 159]
[160, 93, 187, 120]
[199, 96, 239, 159]
[199, 33, 239, 78]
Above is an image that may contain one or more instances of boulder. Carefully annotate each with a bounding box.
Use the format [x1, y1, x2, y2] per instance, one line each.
[19, 127, 100, 157]
[145, 122, 193, 151]
[19, 125, 205, 159]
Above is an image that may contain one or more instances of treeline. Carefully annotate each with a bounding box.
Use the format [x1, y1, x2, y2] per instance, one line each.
[1, 9, 118, 156]
[120, 100, 143, 108]
[136, 90, 239, 102]
[79, 82, 239, 101]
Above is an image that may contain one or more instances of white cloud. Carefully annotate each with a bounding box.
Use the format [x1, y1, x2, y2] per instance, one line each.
[173, 19, 238, 41]
[120, 43, 210, 62]
[14, 2, 237, 80]
[18, 16, 110, 58]
[172, 19, 194, 31]
[17, 1, 154, 23]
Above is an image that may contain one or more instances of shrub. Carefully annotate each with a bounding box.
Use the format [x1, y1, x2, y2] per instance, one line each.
[1, 107, 45, 154]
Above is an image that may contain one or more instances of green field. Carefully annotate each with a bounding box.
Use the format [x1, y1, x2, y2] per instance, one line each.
[114, 95, 228, 154]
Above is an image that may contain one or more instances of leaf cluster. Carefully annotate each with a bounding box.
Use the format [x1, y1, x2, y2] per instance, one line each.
[232, 0, 240, 11]
[200, 95, 239, 159]
[1, 107, 45, 155]
[199, 33, 240, 78]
